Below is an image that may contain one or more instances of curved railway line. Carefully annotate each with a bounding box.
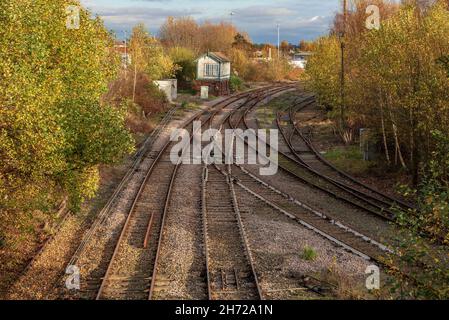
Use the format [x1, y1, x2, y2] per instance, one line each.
[222, 89, 442, 294]
[7, 83, 440, 301]
[278, 96, 414, 211]
[64, 85, 294, 300]
[5, 105, 181, 298]
[232, 95, 395, 222]
[219, 93, 392, 262]
[276, 95, 447, 245]
[205, 88, 392, 298]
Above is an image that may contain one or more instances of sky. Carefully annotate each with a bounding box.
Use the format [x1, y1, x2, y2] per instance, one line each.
[80, 0, 341, 44]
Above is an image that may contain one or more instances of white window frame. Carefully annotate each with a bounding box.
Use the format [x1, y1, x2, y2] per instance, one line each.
[204, 63, 219, 77]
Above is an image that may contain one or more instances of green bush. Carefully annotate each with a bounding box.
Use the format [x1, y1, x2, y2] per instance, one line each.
[230, 75, 244, 92]
[0, 0, 134, 212]
[301, 245, 317, 261]
[168, 47, 196, 84]
[391, 130, 449, 299]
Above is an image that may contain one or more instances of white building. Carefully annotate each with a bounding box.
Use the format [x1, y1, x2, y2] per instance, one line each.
[114, 41, 131, 67]
[196, 52, 231, 81]
[195, 52, 231, 96]
[290, 52, 313, 69]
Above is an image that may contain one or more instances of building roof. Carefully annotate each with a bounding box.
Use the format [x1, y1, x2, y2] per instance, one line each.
[197, 51, 231, 63]
[294, 51, 314, 56]
[209, 52, 230, 62]
[113, 41, 127, 54]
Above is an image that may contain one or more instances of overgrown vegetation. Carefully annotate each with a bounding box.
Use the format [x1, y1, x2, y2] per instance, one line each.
[0, 0, 134, 213]
[159, 17, 302, 87]
[306, 0, 449, 184]
[305, 0, 449, 299]
[323, 146, 373, 175]
[230, 75, 244, 92]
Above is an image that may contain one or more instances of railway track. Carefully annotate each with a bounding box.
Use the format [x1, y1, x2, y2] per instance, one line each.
[5, 105, 182, 299]
[203, 87, 389, 299]
[63, 85, 293, 300]
[195, 85, 294, 300]
[219, 89, 442, 294]
[196, 85, 298, 300]
[228, 94, 394, 221]
[215, 96, 392, 262]
[279, 96, 415, 212]
[149, 85, 296, 300]
[202, 165, 263, 300]
[277, 95, 449, 245]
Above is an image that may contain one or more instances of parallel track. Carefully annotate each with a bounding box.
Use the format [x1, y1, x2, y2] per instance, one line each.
[279, 97, 415, 211]
[66, 85, 293, 300]
[198, 86, 297, 300]
[148, 86, 292, 300]
[222, 90, 439, 295]
[219, 95, 392, 263]
[277, 95, 448, 245]
[202, 165, 263, 300]
[198, 85, 295, 300]
[240, 94, 398, 220]
[206, 87, 392, 298]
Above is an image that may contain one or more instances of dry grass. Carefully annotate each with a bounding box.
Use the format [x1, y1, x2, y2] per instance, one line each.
[0, 208, 61, 297]
[103, 70, 170, 135]
[319, 261, 369, 300]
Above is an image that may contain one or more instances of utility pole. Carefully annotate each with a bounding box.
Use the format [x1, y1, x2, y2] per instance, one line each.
[339, 0, 347, 130]
[124, 30, 128, 80]
[230, 11, 235, 25]
[277, 23, 280, 59]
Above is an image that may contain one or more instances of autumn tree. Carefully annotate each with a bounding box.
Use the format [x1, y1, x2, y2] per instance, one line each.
[306, 0, 449, 298]
[331, 0, 399, 37]
[197, 21, 239, 53]
[299, 40, 316, 52]
[0, 0, 134, 212]
[307, 0, 449, 179]
[168, 46, 197, 86]
[280, 40, 291, 55]
[159, 16, 200, 52]
[130, 23, 176, 81]
[232, 33, 254, 53]
[159, 17, 245, 55]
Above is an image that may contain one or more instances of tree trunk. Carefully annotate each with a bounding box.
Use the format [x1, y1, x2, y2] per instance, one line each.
[132, 64, 138, 103]
[379, 91, 391, 165]
[386, 93, 407, 170]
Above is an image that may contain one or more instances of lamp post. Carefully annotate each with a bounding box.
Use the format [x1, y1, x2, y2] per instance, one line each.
[339, 0, 347, 130]
[124, 30, 128, 80]
[276, 23, 280, 59]
[230, 11, 235, 25]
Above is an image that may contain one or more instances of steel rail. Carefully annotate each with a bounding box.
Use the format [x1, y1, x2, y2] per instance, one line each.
[94, 87, 281, 300]
[225, 88, 442, 298]
[274, 98, 399, 219]
[198, 85, 294, 300]
[95, 109, 210, 300]
[208, 89, 393, 298]
[232, 98, 396, 221]
[284, 97, 448, 245]
[286, 97, 416, 211]
[219, 93, 436, 296]
[218, 94, 393, 258]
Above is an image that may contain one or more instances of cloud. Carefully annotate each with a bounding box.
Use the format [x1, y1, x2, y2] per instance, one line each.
[232, 6, 297, 20]
[84, 4, 202, 33]
[80, 0, 338, 43]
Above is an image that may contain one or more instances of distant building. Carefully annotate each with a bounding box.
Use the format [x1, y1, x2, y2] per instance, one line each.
[195, 52, 231, 96]
[290, 52, 313, 69]
[114, 41, 131, 67]
[154, 79, 177, 103]
[252, 48, 273, 62]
